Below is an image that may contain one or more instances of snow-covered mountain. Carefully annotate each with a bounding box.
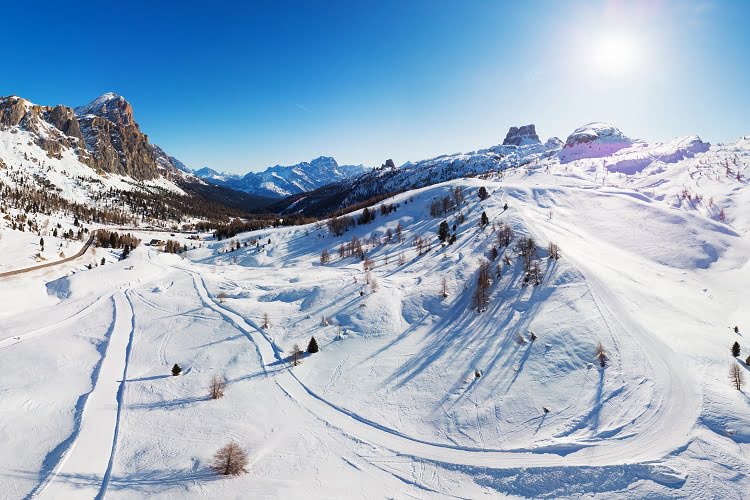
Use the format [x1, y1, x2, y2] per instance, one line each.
[193, 156, 368, 198]
[275, 122, 723, 217]
[0, 93, 278, 221]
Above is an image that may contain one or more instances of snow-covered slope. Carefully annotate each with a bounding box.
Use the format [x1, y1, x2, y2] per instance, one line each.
[1, 135, 749, 497]
[194, 156, 368, 198]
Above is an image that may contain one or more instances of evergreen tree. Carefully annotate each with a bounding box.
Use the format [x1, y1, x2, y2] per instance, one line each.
[478, 186, 489, 200]
[307, 336, 319, 354]
[438, 220, 449, 242]
[172, 363, 182, 376]
[480, 211, 489, 226]
[732, 341, 741, 357]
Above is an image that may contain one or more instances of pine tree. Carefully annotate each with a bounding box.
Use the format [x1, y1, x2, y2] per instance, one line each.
[307, 336, 319, 353]
[172, 363, 182, 376]
[480, 211, 489, 226]
[478, 186, 489, 200]
[732, 341, 741, 357]
[438, 220, 449, 242]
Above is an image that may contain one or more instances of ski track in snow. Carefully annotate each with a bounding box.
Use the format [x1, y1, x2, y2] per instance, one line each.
[35, 290, 135, 499]
[177, 255, 693, 471]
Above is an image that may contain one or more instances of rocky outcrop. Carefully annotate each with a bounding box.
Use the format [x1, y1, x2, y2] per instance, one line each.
[0, 93, 184, 180]
[503, 124, 540, 146]
[75, 92, 135, 127]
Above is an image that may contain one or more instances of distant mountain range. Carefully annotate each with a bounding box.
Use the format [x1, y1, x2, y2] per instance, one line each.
[191, 156, 368, 198]
[0, 92, 718, 224]
[271, 122, 712, 216]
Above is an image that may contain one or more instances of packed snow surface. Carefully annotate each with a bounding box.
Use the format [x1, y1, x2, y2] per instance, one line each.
[1, 133, 750, 498]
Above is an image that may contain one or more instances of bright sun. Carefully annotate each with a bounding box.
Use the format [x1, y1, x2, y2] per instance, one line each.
[590, 33, 640, 76]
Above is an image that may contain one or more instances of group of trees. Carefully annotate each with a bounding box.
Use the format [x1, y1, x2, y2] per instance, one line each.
[429, 187, 465, 218]
[338, 235, 365, 260]
[96, 230, 141, 250]
[163, 239, 186, 254]
[327, 202, 400, 237]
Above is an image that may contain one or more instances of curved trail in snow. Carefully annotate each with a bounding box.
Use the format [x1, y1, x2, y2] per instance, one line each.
[35, 290, 136, 500]
[0, 293, 113, 351]
[511, 193, 700, 464]
[179, 259, 694, 472]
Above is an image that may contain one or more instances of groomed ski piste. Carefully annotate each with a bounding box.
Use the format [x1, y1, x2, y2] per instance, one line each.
[1, 140, 750, 498]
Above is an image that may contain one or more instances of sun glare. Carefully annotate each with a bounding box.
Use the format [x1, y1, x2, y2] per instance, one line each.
[590, 33, 639, 76]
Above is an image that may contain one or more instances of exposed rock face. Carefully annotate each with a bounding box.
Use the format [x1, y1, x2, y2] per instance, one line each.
[503, 124, 540, 146]
[75, 92, 135, 127]
[0, 93, 184, 180]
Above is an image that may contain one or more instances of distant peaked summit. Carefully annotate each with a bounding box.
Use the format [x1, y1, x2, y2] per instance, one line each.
[193, 155, 368, 198]
[503, 124, 541, 146]
[75, 92, 135, 127]
[560, 122, 633, 162]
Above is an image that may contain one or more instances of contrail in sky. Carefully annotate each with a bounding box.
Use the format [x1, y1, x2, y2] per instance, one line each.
[295, 103, 313, 113]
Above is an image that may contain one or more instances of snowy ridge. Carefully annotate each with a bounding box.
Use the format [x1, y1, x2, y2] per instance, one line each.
[193, 156, 368, 198]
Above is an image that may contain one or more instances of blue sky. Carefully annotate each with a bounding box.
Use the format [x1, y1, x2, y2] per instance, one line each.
[3, 1, 748, 173]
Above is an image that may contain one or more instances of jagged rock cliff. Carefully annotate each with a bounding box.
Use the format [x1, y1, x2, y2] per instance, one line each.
[0, 93, 183, 180]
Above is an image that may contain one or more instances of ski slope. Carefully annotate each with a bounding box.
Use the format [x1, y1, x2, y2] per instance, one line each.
[1, 170, 749, 497]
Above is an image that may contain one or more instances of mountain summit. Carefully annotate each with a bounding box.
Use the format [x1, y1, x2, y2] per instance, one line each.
[75, 92, 135, 127]
[194, 156, 367, 198]
[503, 124, 540, 146]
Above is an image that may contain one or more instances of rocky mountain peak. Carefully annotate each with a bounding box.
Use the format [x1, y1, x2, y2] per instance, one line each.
[75, 92, 135, 127]
[503, 124, 540, 146]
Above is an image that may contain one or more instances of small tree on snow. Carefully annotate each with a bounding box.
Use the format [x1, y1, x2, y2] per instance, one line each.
[262, 312, 270, 329]
[292, 344, 303, 366]
[307, 336, 319, 353]
[478, 186, 489, 200]
[211, 441, 248, 476]
[171, 364, 182, 376]
[548, 242, 560, 260]
[480, 211, 489, 227]
[730, 363, 745, 391]
[596, 342, 608, 367]
[732, 341, 741, 357]
[441, 276, 449, 298]
[210, 374, 226, 399]
[472, 259, 492, 312]
[438, 221, 449, 242]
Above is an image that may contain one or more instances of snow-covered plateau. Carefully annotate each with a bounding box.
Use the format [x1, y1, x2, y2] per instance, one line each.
[1, 123, 749, 498]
